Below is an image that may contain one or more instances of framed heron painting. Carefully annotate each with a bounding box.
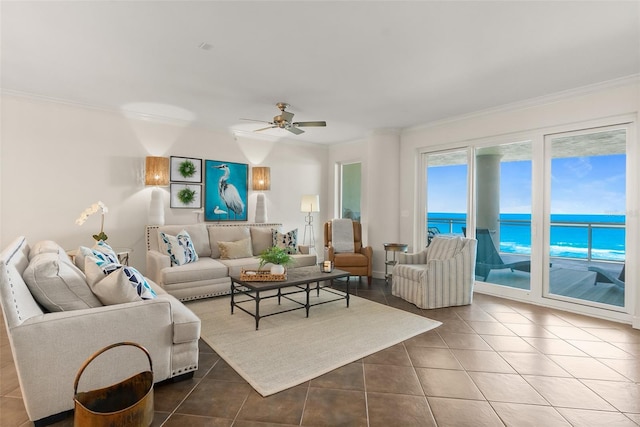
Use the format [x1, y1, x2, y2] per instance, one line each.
[204, 159, 248, 221]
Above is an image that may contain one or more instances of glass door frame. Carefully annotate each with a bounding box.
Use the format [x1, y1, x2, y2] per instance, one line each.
[542, 122, 633, 314]
[418, 146, 474, 251]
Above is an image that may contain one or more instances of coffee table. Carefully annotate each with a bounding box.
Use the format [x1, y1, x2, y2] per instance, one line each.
[230, 266, 350, 330]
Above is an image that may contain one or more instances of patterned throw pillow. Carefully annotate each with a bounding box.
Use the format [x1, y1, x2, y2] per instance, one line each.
[84, 256, 157, 305]
[272, 229, 298, 255]
[93, 240, 118, 261]
[160, 230, 199, 266]
[78, 246, 120, 274]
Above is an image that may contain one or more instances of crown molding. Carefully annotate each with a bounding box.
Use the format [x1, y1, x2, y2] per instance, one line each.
[405, 74, 640, 134]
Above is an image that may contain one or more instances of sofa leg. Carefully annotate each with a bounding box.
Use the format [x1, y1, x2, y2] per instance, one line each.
[171, 371, 195, 383]
[159, 371, 195, 385]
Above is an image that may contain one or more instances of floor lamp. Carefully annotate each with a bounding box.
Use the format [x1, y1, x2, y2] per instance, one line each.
[300, 194, 320, 247]
[145, 156, 169, 225]
[252, 166, 270, 223]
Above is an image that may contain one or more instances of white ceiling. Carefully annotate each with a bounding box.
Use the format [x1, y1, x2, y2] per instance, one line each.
[2, 1, 639, 145]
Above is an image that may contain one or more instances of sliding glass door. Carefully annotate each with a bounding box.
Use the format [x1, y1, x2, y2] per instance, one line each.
[425, 149, 469, 247]
[545, 126, 627, 310]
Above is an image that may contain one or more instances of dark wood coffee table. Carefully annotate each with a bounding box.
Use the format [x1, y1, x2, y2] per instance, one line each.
[230, 266, 350, 330]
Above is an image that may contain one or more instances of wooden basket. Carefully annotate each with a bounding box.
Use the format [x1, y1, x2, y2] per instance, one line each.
[74, 342, 154, 427]
[240, 269, 286, 282]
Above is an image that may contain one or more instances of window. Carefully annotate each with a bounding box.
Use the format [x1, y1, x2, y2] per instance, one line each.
[340, 162, 361, 222]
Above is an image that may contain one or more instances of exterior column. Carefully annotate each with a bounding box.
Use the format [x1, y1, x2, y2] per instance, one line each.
[476, 154, 502, 244]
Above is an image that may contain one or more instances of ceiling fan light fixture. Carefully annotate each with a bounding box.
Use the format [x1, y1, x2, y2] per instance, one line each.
[241, 103, 327, 136]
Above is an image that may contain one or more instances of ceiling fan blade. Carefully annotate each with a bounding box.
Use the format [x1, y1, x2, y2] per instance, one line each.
[281, 111, 294, 123]
[293, 121, 327, 127]
[254, 125, 277, 132]
[240, 118, 274, 125]
[287, 126, 305, 135]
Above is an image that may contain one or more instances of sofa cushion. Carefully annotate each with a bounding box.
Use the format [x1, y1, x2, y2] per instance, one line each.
[218, 257, 262, 277]
[427, 236, 464, 261]
[85, 257, 157, 305]
[23, 252, 102, 312]
[156, 224, 211, 257]
[161, 258, 229, 285]
[218, 238, 253, 260]
[160, 230, 199, 266]
[250, 227, 274, 256]
[272, 229, 298, 255]
[209, 226, 250, 259]
[29, 240, 67, 260]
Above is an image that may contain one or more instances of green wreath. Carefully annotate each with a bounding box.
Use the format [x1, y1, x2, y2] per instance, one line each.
[177, 187, 197, 205]
[178, 160, 197, 178]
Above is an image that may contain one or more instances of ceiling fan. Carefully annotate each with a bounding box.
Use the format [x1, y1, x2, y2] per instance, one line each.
[241, 102, 326, 135]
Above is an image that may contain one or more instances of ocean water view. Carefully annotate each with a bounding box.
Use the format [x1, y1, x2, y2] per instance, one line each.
[428, 213, 626, 262]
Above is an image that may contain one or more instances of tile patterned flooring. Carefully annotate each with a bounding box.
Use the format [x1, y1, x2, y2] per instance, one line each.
[2, 278, 640, 426]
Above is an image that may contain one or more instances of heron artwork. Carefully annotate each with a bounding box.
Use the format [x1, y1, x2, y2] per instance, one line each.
[214, 164, 245, 219]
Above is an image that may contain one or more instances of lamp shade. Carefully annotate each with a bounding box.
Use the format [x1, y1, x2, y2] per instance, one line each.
[145, 156, 169, 186]
[252, 166, 271, 191]
[300, 194, 320, 213]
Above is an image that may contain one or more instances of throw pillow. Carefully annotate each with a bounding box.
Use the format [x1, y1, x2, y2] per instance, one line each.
[218, 238, 253, 260]
[92, 240, 118, 262]
[85, 257, 157, 305]
[23, 252, 102, 312]
[159, 230, 199, 266]
[250, 227, 274, 256]
[77, 246, 120, 274]
[272, 229, 298, 255]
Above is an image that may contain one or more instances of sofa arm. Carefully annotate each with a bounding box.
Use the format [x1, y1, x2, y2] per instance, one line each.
[298, 245, 310, 254]
[10, 300, 176, 421]
[359, 245, 373, 259]
[399, 249, 427, 265]
[146, 249, 171, 284]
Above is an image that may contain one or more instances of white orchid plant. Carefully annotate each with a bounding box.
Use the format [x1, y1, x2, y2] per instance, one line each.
[75, 201, 109, 241]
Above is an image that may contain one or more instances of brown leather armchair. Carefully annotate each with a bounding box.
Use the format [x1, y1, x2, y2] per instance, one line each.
[324, 220, 373, 285]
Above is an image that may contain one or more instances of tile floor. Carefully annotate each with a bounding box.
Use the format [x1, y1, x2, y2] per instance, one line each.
[2, 278, 640, 426]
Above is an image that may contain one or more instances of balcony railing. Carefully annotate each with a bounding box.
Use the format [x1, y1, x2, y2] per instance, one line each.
[427, 216, 626, 263]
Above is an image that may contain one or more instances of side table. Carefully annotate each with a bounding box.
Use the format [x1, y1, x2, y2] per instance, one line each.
[384, 243, 408, 284]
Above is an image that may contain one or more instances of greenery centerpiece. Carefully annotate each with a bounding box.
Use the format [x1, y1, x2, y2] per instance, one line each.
[258, 246, 293, 275]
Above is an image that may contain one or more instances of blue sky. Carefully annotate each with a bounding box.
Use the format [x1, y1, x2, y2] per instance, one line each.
[428, 155, 626, 215]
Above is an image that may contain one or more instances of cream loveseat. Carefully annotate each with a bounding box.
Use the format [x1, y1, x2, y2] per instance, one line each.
[145, 223, 317, 301]
[0, 236, 201, 426]
[392, 236, 477, 309]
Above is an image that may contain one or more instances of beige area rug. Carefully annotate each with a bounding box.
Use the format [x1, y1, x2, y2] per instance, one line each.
[186, 290, 441, 396]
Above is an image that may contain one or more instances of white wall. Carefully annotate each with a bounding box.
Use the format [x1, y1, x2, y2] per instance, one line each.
[398, 78, 640, 327]
[0, 94, 327, 273]
[327, 130, 402, 278]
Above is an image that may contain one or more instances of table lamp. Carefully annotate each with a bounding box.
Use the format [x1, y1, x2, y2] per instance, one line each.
[145, 156, 169, 225]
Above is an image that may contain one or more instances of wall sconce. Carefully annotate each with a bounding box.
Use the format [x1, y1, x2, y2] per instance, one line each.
[252, 166, 270, 223]
[300, 194, 320, 246]
[145, 156, 169, 225]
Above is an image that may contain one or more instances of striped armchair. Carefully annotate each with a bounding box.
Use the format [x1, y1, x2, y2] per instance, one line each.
[392, 236, 477, 309]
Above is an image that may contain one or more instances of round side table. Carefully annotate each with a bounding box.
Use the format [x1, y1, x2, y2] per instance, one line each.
[383, 243, 408, 284]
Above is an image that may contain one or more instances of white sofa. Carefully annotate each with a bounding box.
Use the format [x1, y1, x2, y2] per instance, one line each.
[145, 223, 317, 301]
[392, 236, 477, 309]
[0, 236, 201, 426]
